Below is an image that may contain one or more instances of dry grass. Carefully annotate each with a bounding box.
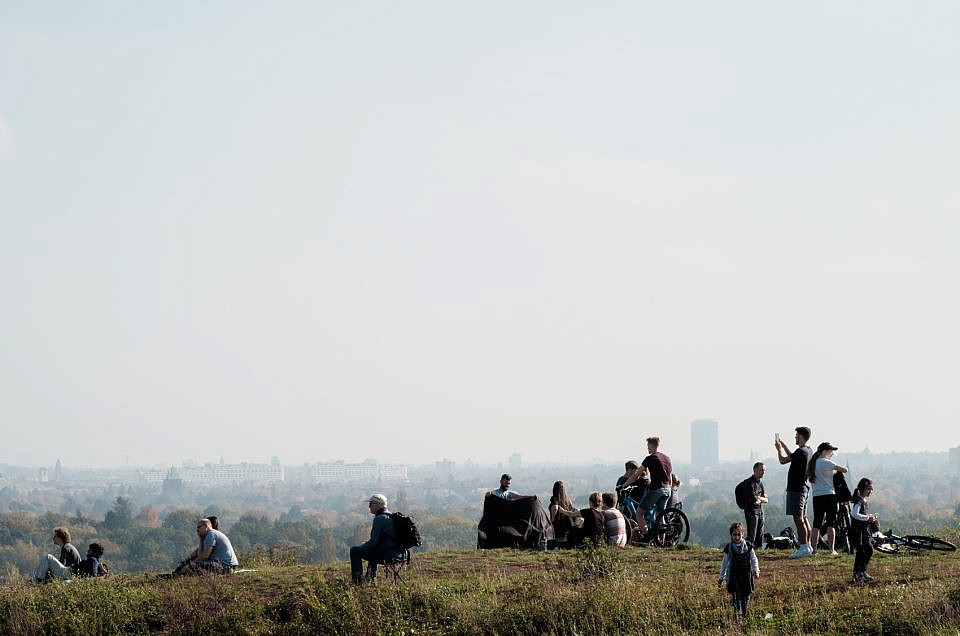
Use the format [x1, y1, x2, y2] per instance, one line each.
[3, 543, 960, 634]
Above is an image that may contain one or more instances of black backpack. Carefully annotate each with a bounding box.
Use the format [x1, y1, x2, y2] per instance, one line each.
[833, 472, 853, 503]
[390, 512, 422, 550]
[734, 478, 752, 510]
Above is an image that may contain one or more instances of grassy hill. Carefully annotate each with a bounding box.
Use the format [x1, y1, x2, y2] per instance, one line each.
[4, 543, 960, 634]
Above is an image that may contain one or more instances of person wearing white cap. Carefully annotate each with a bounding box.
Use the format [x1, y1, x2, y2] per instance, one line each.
[350, 493, 403, 584]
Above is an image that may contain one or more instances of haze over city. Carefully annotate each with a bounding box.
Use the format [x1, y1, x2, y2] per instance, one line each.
[3, 3, 959, 468]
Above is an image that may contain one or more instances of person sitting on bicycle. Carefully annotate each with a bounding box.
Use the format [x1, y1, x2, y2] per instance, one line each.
[635, 437, 673, 536]
[616, 460, 647, 524]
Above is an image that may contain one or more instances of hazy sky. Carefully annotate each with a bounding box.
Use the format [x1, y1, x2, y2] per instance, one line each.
[2, 3, 959, 468]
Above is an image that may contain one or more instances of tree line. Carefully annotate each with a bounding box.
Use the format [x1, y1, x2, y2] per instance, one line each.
[0, 497, 477, 581]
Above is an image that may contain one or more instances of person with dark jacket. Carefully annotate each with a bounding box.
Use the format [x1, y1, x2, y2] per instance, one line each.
[73, 542, 105, 578]
[735, 462, 768, 546]
[33, 526, 81, 582]
[850, 478, 878, 582]
[718, 522, 760, 617]
[350, 493, 403, 584]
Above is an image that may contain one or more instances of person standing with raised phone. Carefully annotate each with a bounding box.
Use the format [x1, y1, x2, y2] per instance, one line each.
[776, 427, 814, 558]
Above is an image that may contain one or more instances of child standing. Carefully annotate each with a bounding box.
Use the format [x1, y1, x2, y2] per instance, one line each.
[849, 477, 878, 582]
[718, 522, 760, 617]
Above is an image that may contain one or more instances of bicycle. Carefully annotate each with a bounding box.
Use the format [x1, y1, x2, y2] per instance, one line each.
[618, 485, 690, 548]
[832, 503, 853, 555]
[871, 528, 957, 554]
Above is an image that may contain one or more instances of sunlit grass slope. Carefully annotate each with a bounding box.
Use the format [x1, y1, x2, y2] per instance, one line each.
[4, 543, 960, 634]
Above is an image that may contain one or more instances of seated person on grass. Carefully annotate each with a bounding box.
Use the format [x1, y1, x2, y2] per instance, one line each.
[33, 526, 81, 583]
[73, 542, 106, 578]
[173, 518, 238, 576]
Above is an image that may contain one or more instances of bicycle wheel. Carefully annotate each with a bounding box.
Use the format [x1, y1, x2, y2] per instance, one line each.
[903, 535, 957, 551]
[653, 508, 689, 547]
[626, 518, 645, 546]
[835, 508, 853, 554]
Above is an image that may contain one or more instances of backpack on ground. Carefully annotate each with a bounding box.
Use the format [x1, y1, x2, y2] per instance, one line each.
[779, 527, 799, 549]
[390, 512, 422, 549]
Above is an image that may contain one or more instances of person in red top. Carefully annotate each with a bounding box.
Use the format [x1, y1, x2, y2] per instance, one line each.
[636, 436, 673, 535]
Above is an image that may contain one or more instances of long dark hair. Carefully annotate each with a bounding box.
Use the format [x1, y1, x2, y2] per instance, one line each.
[853, 477, 873, 499]
[807, 448, 824, 483]
[551, 481, 574, 510]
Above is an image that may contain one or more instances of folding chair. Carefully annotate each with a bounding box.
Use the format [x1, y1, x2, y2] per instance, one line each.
[375, 549, 411, 584]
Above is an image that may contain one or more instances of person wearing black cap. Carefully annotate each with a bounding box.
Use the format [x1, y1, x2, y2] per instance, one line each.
[350, 493, 403, 584]
[807, 441, 848, 555]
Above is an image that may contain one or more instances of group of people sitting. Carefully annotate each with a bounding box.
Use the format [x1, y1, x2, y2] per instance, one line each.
[486, 436, 679, 549]
[31, 516, 240, 583]
[32, 526, 105, 583]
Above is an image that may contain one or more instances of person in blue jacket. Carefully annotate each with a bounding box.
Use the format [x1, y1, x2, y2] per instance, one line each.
[350, 493, 403, 584]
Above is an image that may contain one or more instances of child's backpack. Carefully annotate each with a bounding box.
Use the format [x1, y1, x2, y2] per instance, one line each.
[390, 512, 422, 549]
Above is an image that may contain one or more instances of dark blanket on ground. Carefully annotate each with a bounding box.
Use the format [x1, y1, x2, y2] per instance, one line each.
[477, 494, 554, 549]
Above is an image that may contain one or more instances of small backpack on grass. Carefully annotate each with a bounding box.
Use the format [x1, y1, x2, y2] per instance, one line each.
[391, 512, 422, 549]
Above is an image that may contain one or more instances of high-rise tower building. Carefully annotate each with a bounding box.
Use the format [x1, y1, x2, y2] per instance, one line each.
[691, 419, 719, 468]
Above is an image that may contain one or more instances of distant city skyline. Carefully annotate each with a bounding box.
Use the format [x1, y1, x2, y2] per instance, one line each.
[3, 4, 959, 468]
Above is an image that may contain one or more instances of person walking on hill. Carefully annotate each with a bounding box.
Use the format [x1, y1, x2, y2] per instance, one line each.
[735, 462, 768, 547]
[776, 426, 813, 558]
[33, 526, 81, 583]
[350, 493, 404, 584]
[849, 478, 878, 582]
[808, 442, 847, 555]
[718, 522, 760, 618]
[635, 437, 673, 536]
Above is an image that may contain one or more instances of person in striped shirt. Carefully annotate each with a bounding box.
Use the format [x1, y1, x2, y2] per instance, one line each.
[601, 492, 627, 547]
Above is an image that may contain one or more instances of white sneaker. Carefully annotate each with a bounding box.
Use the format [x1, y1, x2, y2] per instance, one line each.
[790, 545, 814, 559]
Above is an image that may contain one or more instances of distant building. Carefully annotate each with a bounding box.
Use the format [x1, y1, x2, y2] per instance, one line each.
[950, 446, 960, 477]
[162, 466, 184, 495]
[691, 419, 719, 468]
[436, 459, 455, 479]
[307, 460, 407, 483]
[54, 459, 63, 482]
[507, 453, 522, 473]
[139, 461, 284, 485]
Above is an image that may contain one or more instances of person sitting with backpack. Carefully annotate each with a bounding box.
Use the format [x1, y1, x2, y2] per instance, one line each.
[350, 493, 405, 584]
[73, 542, 106, 578]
